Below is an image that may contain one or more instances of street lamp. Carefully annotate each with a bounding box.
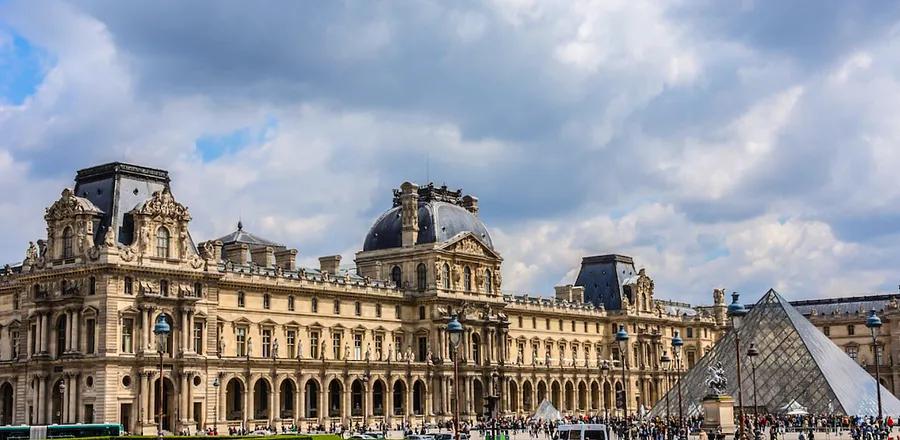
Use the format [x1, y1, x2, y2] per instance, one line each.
[212, 376, 220, 434]
[746, 343, 759, 422]
[727, 293, 748, 440]
[600, 361, 611, 422]
[447, 315, 464, 440]
[153, 315, 171, 439]
[615, 324, 629, 439]
[660, 351, 671, 424]
[866, 309, 883, 422]
[58, 381, 66, 423]
[671, 331, 684, 438]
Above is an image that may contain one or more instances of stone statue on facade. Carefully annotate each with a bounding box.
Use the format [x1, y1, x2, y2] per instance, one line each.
[706, 361, 728, 395]
[273, 338, 279, 358]
[344, 343, 350, 361]
[426, 349, 433, 365]
[320, 341, 326, 360]
[365, 344, 372, 361]
[387, 345, 393, 362]
[246, 337, 253, 358]
[405, 346, 413, 362]
[25, 241, 38, 263]
[297, 341, 304, 359]
[218, 337, 225, 358]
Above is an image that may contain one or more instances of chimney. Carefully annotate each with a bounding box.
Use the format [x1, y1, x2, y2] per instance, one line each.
[275, 249, 298, 271]
[319, 255, 342, 275]
[251, 246, 276, 268]
[462, 195, 479, 215]
[555, 285, 585, 303]
[400, 182, 419, 247]
[223, 243, 250, 265]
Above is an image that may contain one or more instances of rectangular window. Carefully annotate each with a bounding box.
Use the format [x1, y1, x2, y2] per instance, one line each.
[532, 317, 536, 329]
[375, 303, 382, 318]
[558, 319, 563, 331]
[288, 296, 295, 311]
[237, 292, 245, 308]
[193, 322, 203, 353]
[355, 302, 362, 316]
[332, 332, 342, 359]
[10, 331, 18, 358]
[30, 324, 36, 355]
[687, 351, 696, 368]
[418, 336, 427, 362]
[595, 323, 600, 333]
[86, 319, 96, 354]
[846, 345, 858, 360]
[263, 294, 271, 309]
[354, 334, 363, 360]
[334, 300, 340, 315]
[121, 318, 133, 353]
[395, 305, 402, 319]
[583, 322, 588, 332]
[310, 331, 319, 359]
[89, 277, 96, 295]
[419, 306, 426, 320]
[124, 277, 133, 294]
[286, 330, 296, 359]
[823, 326, 830, 336]
[375, 334, 383, 359]
[545, 319, 550, 330]
[686, 327, 694, 338]
[262, 329, 272, 358]
[236, 327, 246, 357]
[311, 297, 318, 313]
[848, 325, 856, 336]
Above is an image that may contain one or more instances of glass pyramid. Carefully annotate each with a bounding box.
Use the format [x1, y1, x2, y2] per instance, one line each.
[650, 289, 900, 417]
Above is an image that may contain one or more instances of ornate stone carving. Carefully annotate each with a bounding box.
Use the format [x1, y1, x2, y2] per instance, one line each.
[44, 189, 101, 221]
[133, 187, 190, 221]
[455, 237, 485, 256]
[706, 361, 728, 395]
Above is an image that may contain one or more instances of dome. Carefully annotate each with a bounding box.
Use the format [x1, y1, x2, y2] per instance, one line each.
[363, 201, 493, 252]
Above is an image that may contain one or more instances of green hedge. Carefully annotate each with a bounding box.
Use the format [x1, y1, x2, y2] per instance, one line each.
[75, 435, 342, 440]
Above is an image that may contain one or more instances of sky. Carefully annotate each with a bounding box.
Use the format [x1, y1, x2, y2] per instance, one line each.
[2, 0, 900, 306]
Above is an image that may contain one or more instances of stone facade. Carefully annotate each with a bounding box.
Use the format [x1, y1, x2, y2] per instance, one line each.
[0, 163, 730, 433]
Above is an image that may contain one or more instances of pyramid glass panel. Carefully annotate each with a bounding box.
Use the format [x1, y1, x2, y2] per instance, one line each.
[650, 289, 900, 417]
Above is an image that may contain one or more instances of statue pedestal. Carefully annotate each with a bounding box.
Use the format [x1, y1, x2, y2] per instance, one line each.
[702, 394, 736, 435]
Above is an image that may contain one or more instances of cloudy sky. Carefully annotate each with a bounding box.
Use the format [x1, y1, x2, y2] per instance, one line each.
[2, 0, 900, 305]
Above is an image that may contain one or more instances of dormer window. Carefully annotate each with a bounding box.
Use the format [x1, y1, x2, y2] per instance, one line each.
[156, 227, 170, 258]
[62, 226, 74, 259]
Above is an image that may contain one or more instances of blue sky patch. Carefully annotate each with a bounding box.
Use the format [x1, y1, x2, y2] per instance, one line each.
[0, 29, 50, 105]
[195, 117, 278, 162]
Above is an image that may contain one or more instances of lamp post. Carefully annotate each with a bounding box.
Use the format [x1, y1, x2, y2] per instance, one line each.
[212, 376, 220, 434]
[58, 381, 66, 424]
[866, 309, 883, 423]
[615, 325, 630, 439]
[727, 293, 748, 440]
[448, 315, 464, 440]
[153, 315, 171, 440]
[600, 361, 611, 422]
[671, 331, 684, 438]
[746, 343, 759, 422]
[660, 351, 671, 425]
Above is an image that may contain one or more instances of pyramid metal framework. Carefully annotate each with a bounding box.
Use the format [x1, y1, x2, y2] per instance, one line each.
[650, 289, 900, 418]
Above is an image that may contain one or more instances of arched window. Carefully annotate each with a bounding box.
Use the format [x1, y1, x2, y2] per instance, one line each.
[484, 269, 492, 294]
[416, 263, 427, 292]
[442, 264, 450, 289]
[62, 227, 74, 259]
[156, 227, 170, 258]
[391, 266, 402, 288]
[263, 293, 271, 309]
[463, 266, 472, 291]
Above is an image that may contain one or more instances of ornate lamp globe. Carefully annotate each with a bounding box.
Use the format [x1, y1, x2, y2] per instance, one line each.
[447, 315, 464, 349]
[615, 324, 629, 352]
[153, 315, 171, 335]
[747, 343, 759, 359]
[866, 309, 883, 331]
[671, 331, 683, 353]
[727, 292, 748, 329]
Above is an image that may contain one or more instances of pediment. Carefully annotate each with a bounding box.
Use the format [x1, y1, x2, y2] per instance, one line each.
[440, 232, 500, 259]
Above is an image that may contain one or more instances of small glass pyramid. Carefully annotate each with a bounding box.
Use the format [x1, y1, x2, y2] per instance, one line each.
[650, 289, 900, 417]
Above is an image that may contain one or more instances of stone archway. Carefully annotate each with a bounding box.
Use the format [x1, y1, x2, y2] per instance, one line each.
[392, 380, 407, 416]
[509, 381, 519, 413]
[327, 379, 343, 418]
[225, 378, 244, 421]
[304, 380, 320, 419]
[372, 379, 386, 417]
[551, 381, 561, 410]
[590, 381, 600, 412]
[578, 381, 588, 412]
[351, 379, 365, 417]
[51, 379, 64, 425]
[413, 380, 426, 416]
[537, 381, 548, 403]
[280, 379, 296, 419]
[473, 379, 484, 420]
[522, 381, 533, 412]
[0, 382, 12, 425]
[253, 378, 271, 420]
[153, 377, 176, 432]
[564, 381, 575, 412]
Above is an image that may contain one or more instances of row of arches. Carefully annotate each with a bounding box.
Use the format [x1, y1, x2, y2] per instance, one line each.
[223, 377, 429, 421]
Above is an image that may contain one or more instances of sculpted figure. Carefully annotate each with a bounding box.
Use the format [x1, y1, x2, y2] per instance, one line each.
[365, 344, 372, 361]
[25, 242, 38, 262]
[273, 339, 279, 358]
[344, 343, 350, 361]
[297, 341, 304, 359]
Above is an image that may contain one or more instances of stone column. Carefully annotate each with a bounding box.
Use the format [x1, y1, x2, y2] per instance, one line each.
[74, 309, 81, 352]
[385, 381, 393, 426]
[37, 376, 46, 424]
[218, 378, 227, 424]
[318, 381, 326, 425]
[296, 379, 305, 422]
[364, 382, 373, 424]
[38, 314, 46, 353]
[271, 379, 279, 425]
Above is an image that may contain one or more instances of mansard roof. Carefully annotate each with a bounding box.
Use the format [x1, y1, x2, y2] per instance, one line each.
[215, 221, 285, 250]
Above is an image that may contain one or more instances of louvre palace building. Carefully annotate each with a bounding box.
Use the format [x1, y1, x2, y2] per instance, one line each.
[0, 162, 895, 434]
